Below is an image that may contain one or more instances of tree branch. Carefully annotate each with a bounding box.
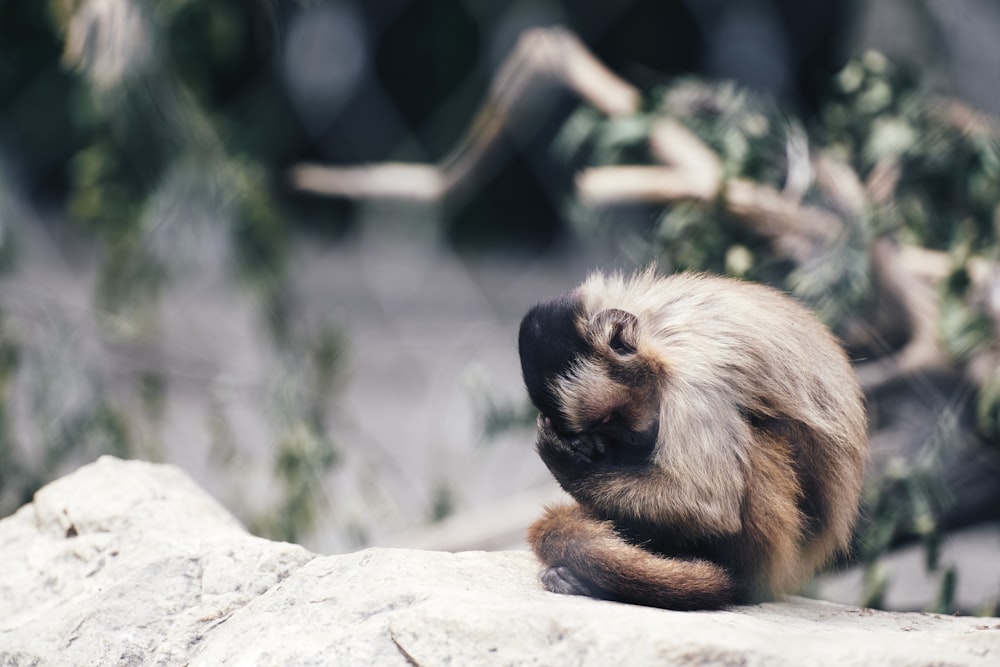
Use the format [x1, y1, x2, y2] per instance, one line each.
[289, 27, 640, 204]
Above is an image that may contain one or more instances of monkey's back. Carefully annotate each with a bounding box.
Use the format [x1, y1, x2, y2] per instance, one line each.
[584, 271, 868, 591]
[524, 269, 868, 607]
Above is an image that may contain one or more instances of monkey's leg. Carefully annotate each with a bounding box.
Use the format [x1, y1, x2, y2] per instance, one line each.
[528, 503, 735, 610]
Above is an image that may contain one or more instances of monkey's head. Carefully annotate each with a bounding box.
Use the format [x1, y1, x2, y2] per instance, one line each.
[518, 286, 661, 464]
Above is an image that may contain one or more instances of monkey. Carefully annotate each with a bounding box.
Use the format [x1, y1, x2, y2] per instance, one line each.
[518, 269, 867, 610]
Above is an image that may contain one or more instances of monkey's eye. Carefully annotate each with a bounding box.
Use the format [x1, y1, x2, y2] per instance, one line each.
[609, 326, 637, 355]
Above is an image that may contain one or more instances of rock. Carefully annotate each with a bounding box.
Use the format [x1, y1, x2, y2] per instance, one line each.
[1, 457, 998, 666]
[0, 456, 313, 666]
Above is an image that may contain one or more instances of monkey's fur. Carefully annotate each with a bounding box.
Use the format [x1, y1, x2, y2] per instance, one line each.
[518, 270, 867, 610]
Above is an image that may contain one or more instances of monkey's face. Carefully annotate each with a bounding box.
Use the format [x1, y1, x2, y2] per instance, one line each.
[518, 290, 661, 465]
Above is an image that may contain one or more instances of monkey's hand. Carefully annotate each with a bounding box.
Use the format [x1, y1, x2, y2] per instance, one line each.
[535, 415, 607, 478]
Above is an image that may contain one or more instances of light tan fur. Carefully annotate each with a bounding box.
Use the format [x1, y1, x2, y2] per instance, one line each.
[525, 269, 868, 609]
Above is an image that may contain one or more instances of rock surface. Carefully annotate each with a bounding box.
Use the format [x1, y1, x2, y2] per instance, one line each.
[1, 457, 998, 666]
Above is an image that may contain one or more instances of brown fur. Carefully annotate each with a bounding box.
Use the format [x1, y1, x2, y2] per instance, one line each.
[520, 269, 868, 610]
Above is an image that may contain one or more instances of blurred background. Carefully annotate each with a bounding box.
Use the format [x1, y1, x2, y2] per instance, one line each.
[2, 0, 999, 614]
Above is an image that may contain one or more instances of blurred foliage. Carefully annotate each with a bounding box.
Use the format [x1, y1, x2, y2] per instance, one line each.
[0, 314, 22, 509]
[50, 0, 292, 338]
[554, 78, 878, 330]
[252, 325, 347, 543]
[859, 409, 960, 612]
[478, 391, 540, 442]
[821, 52, 999, 252]
[0, 0, 345, 547]
[429, 480, 458, 524]
[820, 53, 1000, 446]
[0, 303, 155, 513]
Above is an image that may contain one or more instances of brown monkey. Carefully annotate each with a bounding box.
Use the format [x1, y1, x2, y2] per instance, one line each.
[518, 269, 867, 610]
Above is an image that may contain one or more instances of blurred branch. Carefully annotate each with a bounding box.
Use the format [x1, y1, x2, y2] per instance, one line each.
[579, 118, 844, 265]
[292, 164, 445, 201]
[852, 241, 948, 389]
[289, 27, 639, 204]
[929, 97, 1000, 138]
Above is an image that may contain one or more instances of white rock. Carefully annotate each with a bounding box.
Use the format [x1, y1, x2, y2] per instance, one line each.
[0, 457, 313, 666]
[1, 456, 998, 666]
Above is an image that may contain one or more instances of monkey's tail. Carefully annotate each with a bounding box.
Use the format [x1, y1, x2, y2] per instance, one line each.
[528, 503, 735, 610]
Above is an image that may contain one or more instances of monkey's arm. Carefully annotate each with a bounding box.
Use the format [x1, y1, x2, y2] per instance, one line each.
[537, 433, 743, 537]
[529, 503, 736, 609]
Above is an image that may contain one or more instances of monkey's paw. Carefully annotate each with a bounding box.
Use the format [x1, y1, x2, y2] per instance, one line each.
[540, 565, 599, 598]
[537, 415, 606, 464]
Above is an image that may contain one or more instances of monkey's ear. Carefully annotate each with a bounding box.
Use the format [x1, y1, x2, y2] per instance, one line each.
[590, 309, 639, 355]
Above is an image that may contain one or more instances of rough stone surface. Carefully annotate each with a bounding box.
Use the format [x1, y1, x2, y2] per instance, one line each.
[1, 457, 998, 666]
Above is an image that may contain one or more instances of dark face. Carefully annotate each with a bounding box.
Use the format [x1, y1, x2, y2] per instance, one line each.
[518, 293, 586, 434]
[518, 292, 660, 464]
